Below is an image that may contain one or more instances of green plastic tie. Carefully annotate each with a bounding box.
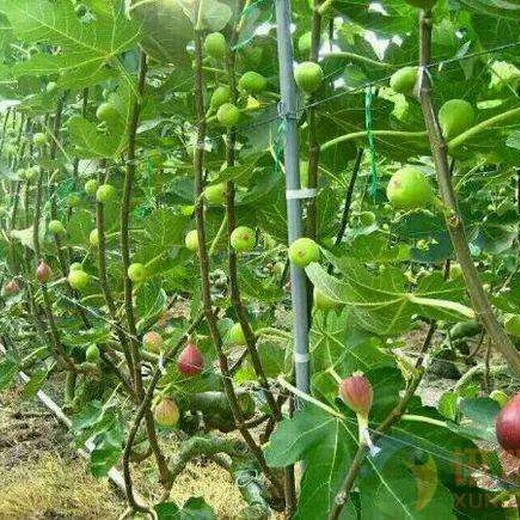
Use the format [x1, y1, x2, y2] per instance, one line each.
[365, 86, 378, 198]
[231, 0, 273, 52]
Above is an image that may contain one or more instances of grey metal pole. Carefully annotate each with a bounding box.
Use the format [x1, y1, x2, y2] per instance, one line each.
[274, 0, 310, 396]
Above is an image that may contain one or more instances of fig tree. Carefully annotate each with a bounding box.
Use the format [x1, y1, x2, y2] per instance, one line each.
[68, 269, 90, 291]
[204, 32, 227, 61]
[84, 179, 99, 196]
[96, 184, 117, 203]
[229, 322, 246, 345]
[217, 103, 240, 128]
[230, 226, 256, 253]
[48, 220, 66, 235]
[177, 341, 204, 376]
[203, 183, 227, 205]
[288, 237, 320, 267]
[386, 166, 434, 211]
[185, 230, 199, 252]
[143, 331, 164, 353]
[439, 99, 475, 140]
[85, 344, 100, 363]
[294, 61, 324, 95]
[390, 66, 418, 96]
[127, 263, 147, 283]
[89, 228, 99, 247]
[496, 393, 520, 457]
[36, 261, 52, 283]
[238, 71, 268, 94]
[210, 85, 232, 110]
[96, 102, 119, 123]
[154, 398, 179, 428]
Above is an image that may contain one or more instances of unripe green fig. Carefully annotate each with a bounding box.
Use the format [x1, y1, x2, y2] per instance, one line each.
[96, 102, 119, 123]
[154, 398, 179, 428]
[386, 166, 434, 211]
[46, 81, 57, 93]
[505, 314, 520, 337]
[185, 230, 199, 252]
[313, 287, 341, 311]
[230, 226, 256, 253]
[67, 193, 82, 208]
[298, 32, 312, 56]
[217, 103, 240, 127]
[404, 0, 438, 8]
[85, 344, 100, 363]
[438, 99, 475, 140]
[449, 262, 463, 280]
[210, 85, 232, 110]
[229, 322, 246, 345]
[390, 66, 418, 96]
[89, 228, 99, 247]
[33, 132, 47, 147]
[203, 183, 227, 205]
[128, 263, 147, 283]
[204, 32, 227, 61]
[294, 62, 324, 95]
[238, 71, 268, 94]
[68, 269, 90, 291]
[96, 184, 117, 203]
[143, 331, 164, 353]
[69, 262, 83, 272]
[24, 166, 38, 181]
[84, 179, 99, 196]
[273, 261, 285, 277]
[48, 220, 66, 235]
[288, 237, 320, 267]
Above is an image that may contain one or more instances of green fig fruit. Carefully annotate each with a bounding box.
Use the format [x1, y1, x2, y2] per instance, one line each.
[204, 32, 227, 61]
[294, 62, 324, 95]
[390, 66, 418, 96]
[387, 166, 434, 211]
[288, 237, 320, 267]
[216, 103, 240, 127]
[238, 71, 268, 94]
[438, 99, 475, 140]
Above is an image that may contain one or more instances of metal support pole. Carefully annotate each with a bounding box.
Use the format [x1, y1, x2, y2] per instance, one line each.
[274, 0, 310, 397]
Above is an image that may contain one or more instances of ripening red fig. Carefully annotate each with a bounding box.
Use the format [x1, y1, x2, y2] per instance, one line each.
[4, 279, 20, 296]
[339, 372, 373, 418]
[177, 341, 204, 376]
[36, 261, 52, 284]
[496, 393, 520, 457]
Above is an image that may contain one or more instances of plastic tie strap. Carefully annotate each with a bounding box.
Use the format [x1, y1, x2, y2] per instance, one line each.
[286, 188, 317, 200]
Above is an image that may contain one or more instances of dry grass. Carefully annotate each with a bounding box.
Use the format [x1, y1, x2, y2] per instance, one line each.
[0, 387, 277, 519]
[0, 452, 123, 519]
